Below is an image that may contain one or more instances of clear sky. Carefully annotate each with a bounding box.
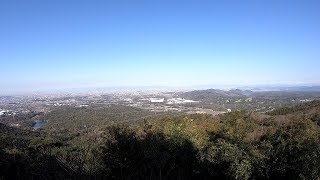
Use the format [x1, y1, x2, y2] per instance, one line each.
[1, 0, 320, 94]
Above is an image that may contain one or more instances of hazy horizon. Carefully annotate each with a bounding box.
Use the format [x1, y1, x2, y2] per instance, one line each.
[1, 0, 320, 95]
[2, 83, 320, 96]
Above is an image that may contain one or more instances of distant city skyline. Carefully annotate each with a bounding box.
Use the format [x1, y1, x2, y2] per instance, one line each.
[1, 0, 320, 94]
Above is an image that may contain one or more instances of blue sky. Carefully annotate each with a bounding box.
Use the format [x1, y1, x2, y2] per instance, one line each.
[1, 0, 320, 94]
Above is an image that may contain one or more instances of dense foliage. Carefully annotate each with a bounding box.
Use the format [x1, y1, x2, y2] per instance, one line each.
[43, 105, 178, 134]
[1, 101, 320, 179]
[267, 100, 320, 115]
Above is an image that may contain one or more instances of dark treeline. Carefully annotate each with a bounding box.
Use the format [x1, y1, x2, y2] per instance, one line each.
[1, 101, 320, 179]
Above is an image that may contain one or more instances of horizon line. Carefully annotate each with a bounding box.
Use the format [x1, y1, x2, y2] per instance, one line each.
[2, 83, 320, 96]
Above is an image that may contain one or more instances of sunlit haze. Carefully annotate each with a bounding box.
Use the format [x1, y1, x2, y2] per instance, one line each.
[1, 0, 320, 94]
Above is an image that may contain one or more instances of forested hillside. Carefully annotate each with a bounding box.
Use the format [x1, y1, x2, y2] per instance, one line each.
[1, 101, 320, 179]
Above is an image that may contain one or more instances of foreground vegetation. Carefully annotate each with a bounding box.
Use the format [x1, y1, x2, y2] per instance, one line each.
[1, 101, 320, 179]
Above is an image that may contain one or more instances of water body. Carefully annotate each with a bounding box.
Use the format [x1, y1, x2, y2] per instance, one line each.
[33, 121, 44, 129]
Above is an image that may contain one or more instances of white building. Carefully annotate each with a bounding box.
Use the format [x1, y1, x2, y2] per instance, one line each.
[167, 98, 197, 104]
[149, 98, 165, 103]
